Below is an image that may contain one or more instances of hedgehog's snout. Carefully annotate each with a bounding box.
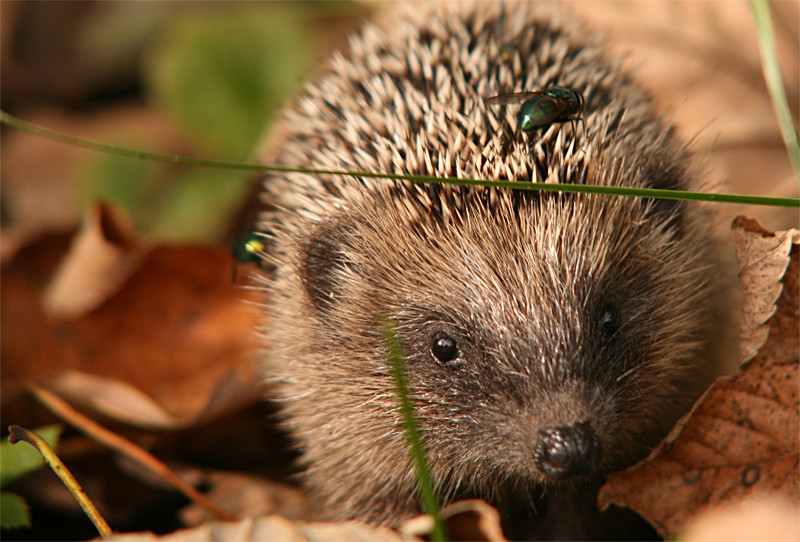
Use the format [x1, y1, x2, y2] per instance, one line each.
[533, 421, 602, 480]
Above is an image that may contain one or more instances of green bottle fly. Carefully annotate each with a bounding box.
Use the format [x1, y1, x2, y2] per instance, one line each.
[487, 86, 585, 132]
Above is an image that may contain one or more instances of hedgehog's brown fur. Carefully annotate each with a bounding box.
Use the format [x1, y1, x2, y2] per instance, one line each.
[258, 2, 733, 539]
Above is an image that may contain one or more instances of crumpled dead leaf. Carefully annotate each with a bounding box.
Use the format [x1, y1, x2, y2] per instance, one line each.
[43, 203, 149, 319]
[598, 218, 799, 538]
[42, 369, 258, 430]
[734, 216, 798, 365]
[400, 500, 508, 542]
[1, 216, 263, 429]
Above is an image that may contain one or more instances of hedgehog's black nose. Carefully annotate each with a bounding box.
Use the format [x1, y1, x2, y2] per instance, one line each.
[534, 421, 602, 479]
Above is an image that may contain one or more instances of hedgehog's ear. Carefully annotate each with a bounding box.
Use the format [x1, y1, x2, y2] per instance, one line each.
[638, 161, 686, 239]
[300, 218, 352, 315]
[644, 198, 685, 239]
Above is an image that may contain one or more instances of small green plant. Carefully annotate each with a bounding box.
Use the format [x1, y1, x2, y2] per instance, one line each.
[1, 425, 62, 530]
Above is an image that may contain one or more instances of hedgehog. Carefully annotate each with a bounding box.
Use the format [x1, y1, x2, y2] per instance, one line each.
[256, 2, 733, 540]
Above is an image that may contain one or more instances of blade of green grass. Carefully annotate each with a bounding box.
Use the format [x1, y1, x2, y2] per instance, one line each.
[750, 0, 800, 182]
[2, 110, 798, 208]
[381, 317, 447, 542]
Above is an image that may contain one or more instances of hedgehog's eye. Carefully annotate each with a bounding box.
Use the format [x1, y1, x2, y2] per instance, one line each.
[431, 333, 459, 363]
[599, 304, 619, 338]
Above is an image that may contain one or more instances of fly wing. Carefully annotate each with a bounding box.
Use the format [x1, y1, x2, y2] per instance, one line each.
[485, 91, 541, 106]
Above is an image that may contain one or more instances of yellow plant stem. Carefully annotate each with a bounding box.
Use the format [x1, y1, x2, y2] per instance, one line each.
[8, 424, 112, 538]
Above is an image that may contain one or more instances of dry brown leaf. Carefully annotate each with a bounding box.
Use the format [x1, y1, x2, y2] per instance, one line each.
[43, 203, 149, 319]
[734, 216, 798, 365]
[1, 229, 263, 429]
[103, 515, 415, 542]
[400, 500, 508, 542]
[41, 369, 257, 430]
[598, 223, 799, 537]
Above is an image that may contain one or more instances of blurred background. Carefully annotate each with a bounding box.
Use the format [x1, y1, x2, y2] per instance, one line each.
[1, 2, 797, 540]
[2, 1, 372, 244]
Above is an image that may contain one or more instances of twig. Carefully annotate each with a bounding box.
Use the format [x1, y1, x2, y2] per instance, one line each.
[9, 424, 113, 538]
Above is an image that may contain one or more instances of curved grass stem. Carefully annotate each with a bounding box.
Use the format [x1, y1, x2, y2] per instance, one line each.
[1, 110, 797, 208]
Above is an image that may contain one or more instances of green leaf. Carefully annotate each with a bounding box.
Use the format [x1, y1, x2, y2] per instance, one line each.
[1, 425, 62, 488]
[79, 145, 161, 230]
[0, 492, 31, 529]
[78, 139, 256, 243]
[145, 5, 316, 159]
[147, 167, 254, 242]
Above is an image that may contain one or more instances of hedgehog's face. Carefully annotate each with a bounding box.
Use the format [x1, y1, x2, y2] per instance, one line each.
[295, 189, 712, 494]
